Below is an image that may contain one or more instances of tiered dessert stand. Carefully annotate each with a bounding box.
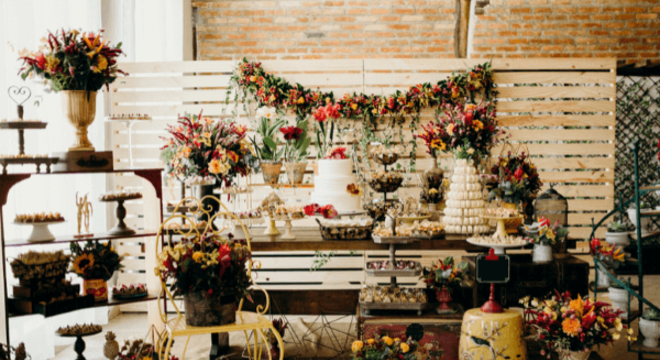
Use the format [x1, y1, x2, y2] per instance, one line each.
[365, 149, 403, 221]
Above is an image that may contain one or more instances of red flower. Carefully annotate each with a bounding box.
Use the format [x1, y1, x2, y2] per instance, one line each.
[324, 146, 347, 160]
[280, 126, 303, 141]
[320, 204, 338, 219]
[304, 203, 320, 217]
[514, 167, 524, 181]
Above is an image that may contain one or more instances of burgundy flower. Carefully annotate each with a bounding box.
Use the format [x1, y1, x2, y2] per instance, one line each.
[280, 126, 303, 141]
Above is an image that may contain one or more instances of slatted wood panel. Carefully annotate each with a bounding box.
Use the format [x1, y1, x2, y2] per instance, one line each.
[109, 59, 616, 307]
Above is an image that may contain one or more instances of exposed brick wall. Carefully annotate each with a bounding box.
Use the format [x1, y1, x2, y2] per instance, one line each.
[470, 0, 660, 66]
[192, 0, 457, 60]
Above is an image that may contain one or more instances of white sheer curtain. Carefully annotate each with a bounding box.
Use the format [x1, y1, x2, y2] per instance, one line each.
[0, 1, 183, 358]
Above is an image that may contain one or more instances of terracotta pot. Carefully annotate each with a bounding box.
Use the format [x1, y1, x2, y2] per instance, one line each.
[261, 162, 282, 185]
[436, 287, 452, 312]
[640, 318, 660, 347]
[83, 278, 108, 302]
[183, 291, 236, 326]
[532, 244, 553, 263]
[557, 348, 591, 360]
[61, 90, 97, 151]
[285, 162, 307, 184]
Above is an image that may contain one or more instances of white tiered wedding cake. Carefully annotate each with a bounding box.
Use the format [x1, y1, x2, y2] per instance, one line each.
[443, 158, 490, 234]
[311, 159, 361, 213]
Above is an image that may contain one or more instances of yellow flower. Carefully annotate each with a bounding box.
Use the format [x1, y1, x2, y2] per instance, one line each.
[350, 103, 358, 110]
[351, 341, 363, 352]
[429, 188, 439, 195]
[431, 139, 446, 152]
[72, 253, 95, 275]
[569, 294, 585, 317]
[562, 318, 580, 336]
[269, 94, 276, 103]
[202, 132, 212, 139]
[447, 123, 455, 135]
[209, 159, 226, 175]
[614, 318, 623, 331]
[192, 252, 205, 263]
[382, 336, 394, 346]
[297, 96, 305, 104]
[612, 332, 621, 341]
[400, 343, 410, 353]
[44, 54, 60, 72]
[367, 339, 375, 345]
[465, 104, 477, 112]
[472, 120, 484, 130]
[95, 55, 108, 72]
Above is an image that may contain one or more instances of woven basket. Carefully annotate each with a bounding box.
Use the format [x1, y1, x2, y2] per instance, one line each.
[368, 176, 403, 193]
[316, 219, 373, 240]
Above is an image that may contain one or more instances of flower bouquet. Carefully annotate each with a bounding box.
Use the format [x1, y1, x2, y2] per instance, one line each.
[590, 237, 625, 270]
[160, 111, 255, 188]
[304, 203, 338, 219]
[250, 107, 287, 184]
[156, 232, 252, 326]
[312, 103, 343, 159]
[488, 151, 542, 206]
[421, 257, 468, 312]
[70, 241, 123, 301]
[521, 291, 630, 360]
[524, 217, 569, 262]
[351, 336, 426, 360]
[436, 101, 503, 163]
[281, 118, 312, 184]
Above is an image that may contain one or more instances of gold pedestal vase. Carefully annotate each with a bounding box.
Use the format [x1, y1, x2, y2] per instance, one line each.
[61, 90, 97, 152]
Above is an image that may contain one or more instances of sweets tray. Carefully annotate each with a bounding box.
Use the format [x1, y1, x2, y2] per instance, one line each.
[372, 235, 415, 244]
[365, 262, 422, 277]
[317, 219, 373, 241]
[359, 301, 426, 315]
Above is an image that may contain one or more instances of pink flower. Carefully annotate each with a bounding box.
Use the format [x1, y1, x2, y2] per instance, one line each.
[320, 204, 338, 219]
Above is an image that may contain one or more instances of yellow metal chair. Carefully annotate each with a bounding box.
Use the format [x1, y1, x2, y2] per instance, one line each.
[155, 196, 284, 360]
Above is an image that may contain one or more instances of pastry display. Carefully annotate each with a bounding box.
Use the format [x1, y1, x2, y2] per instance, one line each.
[366, 260, 419, 271]
[443, 159, 489, 234]
[0, 154, 50, 159]
[273, 205, 306, 219]
[368, 170, 404, 193]
[112, 284, 148, 299]
[370, 144, 400, 165]
[311, 158, 361, 212]
[108, 114, 152, 121]
[165, 220, 208, 231]
[10, 250, 70, 283]
[485, 207, 519, 218]
[99, 190, 143, 201]
[359, 285, 428, 304]
[219, 210, 262, 220]
[467, 234, 528, 246]
[1, 118, 45, 123]
[14, 212, 64, 223]
[318, 218, 372, 228]
[317, 218, 373, 241]
[56, 324, 102, 336]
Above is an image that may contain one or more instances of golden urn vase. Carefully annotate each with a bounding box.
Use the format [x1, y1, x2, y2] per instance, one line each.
[459, 308, 527, 360]
[61, 90, 97, 151]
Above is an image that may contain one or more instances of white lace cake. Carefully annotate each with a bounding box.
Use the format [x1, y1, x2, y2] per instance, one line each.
[311, 159, 361, 212]
[443, 159, 490, 234]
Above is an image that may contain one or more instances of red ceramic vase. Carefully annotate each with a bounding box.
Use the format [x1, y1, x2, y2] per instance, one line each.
[436, 287, 452, 312]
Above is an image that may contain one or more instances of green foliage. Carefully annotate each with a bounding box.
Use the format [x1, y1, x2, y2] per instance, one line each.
[252, 117, 286, 162]
[643, 308, 660, 321]
[607, 220, 628, 233]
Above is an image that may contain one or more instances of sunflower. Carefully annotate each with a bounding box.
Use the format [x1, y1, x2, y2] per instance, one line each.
[72, 253, 95, 275]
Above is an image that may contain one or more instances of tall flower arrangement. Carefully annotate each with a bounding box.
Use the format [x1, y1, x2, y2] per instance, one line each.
[160, 112, 255, 187]
[414, 122, 447, 159]
[18, 29, 125, 93]
[521, 291, 630, 357]
[313, 102, 342, 159]
[489, 151, 543, 205]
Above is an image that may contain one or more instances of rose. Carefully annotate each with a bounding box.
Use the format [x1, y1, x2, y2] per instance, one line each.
[304, 203, 320, 217]
[319, 204, 338, 219]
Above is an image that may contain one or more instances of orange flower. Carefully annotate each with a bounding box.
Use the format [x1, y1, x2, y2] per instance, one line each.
[562, 318, 580, 336]
[447, 123, 455, 135]
[570, 294, 585, 316]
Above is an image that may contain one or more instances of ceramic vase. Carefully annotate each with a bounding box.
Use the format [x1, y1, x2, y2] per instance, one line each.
[183, 291, 236, 326]
[627, 208, 651, 235]
[557, 348, 591, 360]
[83, 278, 108, 302]
[532, 244, 553, 263]
[285, 162, 307, 185]
[61, 90, 97, 151]
[597, 267, 612, 288]
[608, 286, 629, 318]
[261, 161, 282, 185]
[639, 318, 660, 347]
[605, 231, 630, 247]
[436, 287, 452, 313]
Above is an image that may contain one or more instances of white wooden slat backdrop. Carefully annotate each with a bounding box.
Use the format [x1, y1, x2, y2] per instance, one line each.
[108, 59, 616, 310]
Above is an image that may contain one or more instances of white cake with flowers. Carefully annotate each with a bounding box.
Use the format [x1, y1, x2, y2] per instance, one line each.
[443, 158, 490, 234]
[311, 147, 361, 213]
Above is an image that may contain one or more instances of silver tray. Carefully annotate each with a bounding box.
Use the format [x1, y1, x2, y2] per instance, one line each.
[372, 235, 415, 244]
[365, 262, 422, 277]
[359, 301, 426, 315]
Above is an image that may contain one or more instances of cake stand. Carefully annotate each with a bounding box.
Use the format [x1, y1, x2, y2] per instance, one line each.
[55, 327, 102, 360]
[481, 214, 524, 239]
[465, 238, 527, 255]
[14, 220, 64, 242]
[106, 116, 152, 168]
[100, 194, 143, 235]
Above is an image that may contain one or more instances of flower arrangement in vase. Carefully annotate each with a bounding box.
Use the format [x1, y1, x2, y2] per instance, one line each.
[415, 121, 446, 206]
[156, 233, 252, 326]
[589, 237, 625, 288]
[351, 336, 426, 360]
[70, 241, 123, 302]
[524, 217, 569, 263]
[18, 29, 126, 151]
[250, 107, 287, 185]
[521, 291, 631, 360]
[280, 118, 311, 185]
[640, 308, 660, 347]
[488, 151, 542, 209]
[312, 102, 343, 159]
[421, 257, 468, 313]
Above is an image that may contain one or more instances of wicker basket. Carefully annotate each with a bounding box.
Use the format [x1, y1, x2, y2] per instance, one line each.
[368, 176, 404, 193]
[10, 259, 70, 285]
[316, 219, 373, 240]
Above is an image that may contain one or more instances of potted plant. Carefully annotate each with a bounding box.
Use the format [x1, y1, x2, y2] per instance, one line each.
[157, 232, 252, 326]
[18, 29, 125, 151]
[70, 241, 123, 302]
[525, 217, 569, 263]
[280, 118, 311, 185]
[605, 220, 630, 247]
[351, 336, 426, 360]
[590, 238, 625, 288]
[627, 201, 652, 235]
[521, 291, 630, 360]
[640, 308, 660, 347]
[251, 107, 286, 185]
[420, 188, 442, 212]
[607, 279, 630, 319]
[421, 257, 468, 313]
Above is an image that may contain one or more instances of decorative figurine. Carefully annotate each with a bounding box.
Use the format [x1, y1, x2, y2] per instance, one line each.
[75, 192, 94, 238]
